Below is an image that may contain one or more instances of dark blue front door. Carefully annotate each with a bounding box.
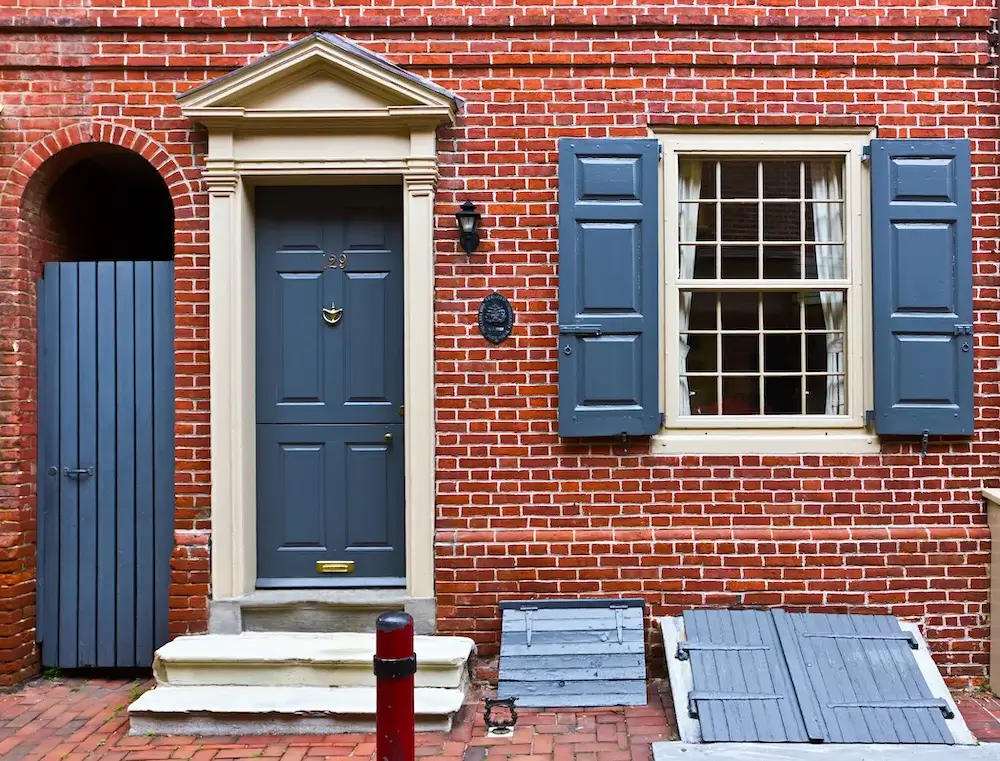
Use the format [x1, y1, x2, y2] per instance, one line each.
[255, 186, 405, 587]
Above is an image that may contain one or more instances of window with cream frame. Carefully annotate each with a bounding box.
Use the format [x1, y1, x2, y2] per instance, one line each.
[658, 131, 876, 451]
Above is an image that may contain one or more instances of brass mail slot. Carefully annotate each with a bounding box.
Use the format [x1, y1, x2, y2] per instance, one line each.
[316, 560, 355, 574]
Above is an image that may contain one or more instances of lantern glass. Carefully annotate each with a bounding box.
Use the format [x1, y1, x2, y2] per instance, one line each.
[458, 214, 477, 233]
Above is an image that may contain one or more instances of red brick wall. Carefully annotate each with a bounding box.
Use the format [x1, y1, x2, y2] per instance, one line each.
[0, 2, 996, 687]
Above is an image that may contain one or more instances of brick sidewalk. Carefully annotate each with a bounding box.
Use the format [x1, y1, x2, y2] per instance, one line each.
[0, 677, 677, 761]
[953, 692, 1000, 743]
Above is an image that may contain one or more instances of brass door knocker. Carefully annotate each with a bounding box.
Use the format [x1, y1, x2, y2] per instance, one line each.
[322, 302, 344, 325]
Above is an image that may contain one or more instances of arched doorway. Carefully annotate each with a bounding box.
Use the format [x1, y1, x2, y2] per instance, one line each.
[31, 144, 176, 670]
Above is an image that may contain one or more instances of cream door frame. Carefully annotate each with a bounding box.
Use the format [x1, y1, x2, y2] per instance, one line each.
[179, 33, 459, 601]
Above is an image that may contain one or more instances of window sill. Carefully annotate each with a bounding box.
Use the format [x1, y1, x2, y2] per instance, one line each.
[651, 429, 880, 455]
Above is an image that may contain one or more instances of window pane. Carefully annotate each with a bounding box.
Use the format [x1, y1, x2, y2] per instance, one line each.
[721, 376, 760, 415]
[683, 333, 717, 373]
[763, 202, 801, 242]
[764, 376, 802, 415]
[763, 245, 801, 279]
[807, 203, 844, 243]
[699, 161, 718, 198]
[688, 245, 716, 279]
[721, 161, 758, 199]
[807, 333, 845, 373]
[686, 376, 718, 415]
[805, 162, 844, 200]
[762, 292, 799, 330]
[763, 161, 801, 199]
[721, 292, 758, 330]
[765, 334, 800, 373]
[721, 203, 758, 241]
[721, 334, 758, 372]
[721, 245, 758, 279]
[806, 375, 846, 414]
[804, 244, 845, 279]
[686, 291, 717, 330]
[679, 203, 716, 242]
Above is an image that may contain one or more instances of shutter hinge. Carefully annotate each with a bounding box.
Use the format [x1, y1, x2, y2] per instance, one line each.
[953, 324, 973, 335]
[861, 144, 871, 163]
[658, 142, 663, 158]
[660, 412, 665, 428]
[920, 430, 930, 460]
[865, 409, 876, 430]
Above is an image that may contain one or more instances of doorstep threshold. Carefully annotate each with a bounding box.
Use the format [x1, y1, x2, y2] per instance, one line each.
[236, 589, 415, 607]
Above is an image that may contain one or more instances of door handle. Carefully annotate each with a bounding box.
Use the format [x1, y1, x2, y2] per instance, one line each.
[384, 433, 393, 444]
[62, 467, 94, 478]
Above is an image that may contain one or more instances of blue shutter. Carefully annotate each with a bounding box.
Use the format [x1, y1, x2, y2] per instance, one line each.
[871, 139, 973, 436]
[557, 138, 660, 437]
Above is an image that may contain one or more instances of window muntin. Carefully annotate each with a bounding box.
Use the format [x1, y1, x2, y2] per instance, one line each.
[676, 157, 849, 419]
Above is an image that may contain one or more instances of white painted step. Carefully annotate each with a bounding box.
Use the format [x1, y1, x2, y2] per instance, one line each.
[153, 632, 474, 689]
[128, 685, 463, 736]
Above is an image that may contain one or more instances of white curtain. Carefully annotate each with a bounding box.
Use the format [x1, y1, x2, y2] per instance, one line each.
[678, 161, 703, 415]
[810, 161, 846, 415]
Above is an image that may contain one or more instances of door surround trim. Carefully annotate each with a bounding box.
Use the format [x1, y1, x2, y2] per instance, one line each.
[179, 34, 457, 602]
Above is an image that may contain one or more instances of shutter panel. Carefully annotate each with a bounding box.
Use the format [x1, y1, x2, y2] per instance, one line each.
[557, 138, 660, 437]
[871, 139, 973, 436]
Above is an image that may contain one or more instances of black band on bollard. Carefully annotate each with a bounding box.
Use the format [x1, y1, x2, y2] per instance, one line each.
[373, 654, 417, 679]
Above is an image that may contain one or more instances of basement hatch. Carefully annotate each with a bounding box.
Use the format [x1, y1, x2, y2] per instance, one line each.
[660, 609, 974, 746]
[498, 598, 647, 708]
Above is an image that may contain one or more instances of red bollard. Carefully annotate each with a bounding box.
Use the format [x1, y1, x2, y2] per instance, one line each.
[375, 611, 416, 761]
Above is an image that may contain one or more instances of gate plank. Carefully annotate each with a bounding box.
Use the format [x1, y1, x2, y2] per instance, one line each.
[115, 262, 137, 667]
[95, 262, 118, 668]
[134, 261, 155, 667]
[152, 261, 174, 654]
[57, 264, 80, 668]
[39, 265, 61, 666]
[76, 262, 98, 668]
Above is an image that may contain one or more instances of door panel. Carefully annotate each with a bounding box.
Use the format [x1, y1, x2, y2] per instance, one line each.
[256, 424, 405, 586]
[256, 189, 404, 426]
[255, 186, 406, 587]
[38, 261, 175, 669]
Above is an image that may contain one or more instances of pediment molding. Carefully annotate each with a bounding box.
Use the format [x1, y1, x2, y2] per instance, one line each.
[178, 33, 460, 128]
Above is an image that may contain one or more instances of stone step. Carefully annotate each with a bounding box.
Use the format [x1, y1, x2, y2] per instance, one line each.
[210, 590, 436, 635]
[153, 632, 474, 689]
[128, 685, 464, 736]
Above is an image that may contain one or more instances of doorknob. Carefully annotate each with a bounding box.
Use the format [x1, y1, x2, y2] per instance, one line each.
[384, 433, 393, 443]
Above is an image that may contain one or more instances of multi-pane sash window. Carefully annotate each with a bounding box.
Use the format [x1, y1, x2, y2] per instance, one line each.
[676, 156, 850, 418]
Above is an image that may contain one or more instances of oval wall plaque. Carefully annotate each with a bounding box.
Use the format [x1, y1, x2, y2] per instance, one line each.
[478, 292, 514, 345]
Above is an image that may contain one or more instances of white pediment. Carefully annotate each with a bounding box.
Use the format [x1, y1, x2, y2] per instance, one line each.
[178, 33, 459, 126]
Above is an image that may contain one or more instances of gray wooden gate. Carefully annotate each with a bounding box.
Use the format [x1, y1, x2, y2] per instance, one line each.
[37, 261, 175, 669]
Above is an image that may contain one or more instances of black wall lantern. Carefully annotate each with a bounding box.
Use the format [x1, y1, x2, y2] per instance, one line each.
[456, 201, 482, 257]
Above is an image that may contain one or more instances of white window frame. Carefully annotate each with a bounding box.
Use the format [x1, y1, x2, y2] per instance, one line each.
[653, 129, 879, 454]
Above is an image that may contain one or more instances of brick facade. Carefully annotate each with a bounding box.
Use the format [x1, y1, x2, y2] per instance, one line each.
[0, 1, 996, 688]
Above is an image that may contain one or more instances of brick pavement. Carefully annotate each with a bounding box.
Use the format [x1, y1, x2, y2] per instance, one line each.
[953, 692, 1000, 743]
[0, 677, 676, 761]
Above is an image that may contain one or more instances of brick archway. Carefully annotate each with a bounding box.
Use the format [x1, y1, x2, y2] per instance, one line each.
[0, 122, 204, 686]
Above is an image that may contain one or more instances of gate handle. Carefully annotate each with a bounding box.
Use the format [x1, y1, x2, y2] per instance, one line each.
[62, 467, 94, 478]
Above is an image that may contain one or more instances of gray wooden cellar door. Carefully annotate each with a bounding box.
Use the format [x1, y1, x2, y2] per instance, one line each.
[37, 261, 175, 669]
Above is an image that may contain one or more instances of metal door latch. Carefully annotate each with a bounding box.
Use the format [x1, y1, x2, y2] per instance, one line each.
[62, 467, 94, 478]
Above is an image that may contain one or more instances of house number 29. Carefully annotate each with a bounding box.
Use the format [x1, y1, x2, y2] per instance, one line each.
[326, 254, 348, 270]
